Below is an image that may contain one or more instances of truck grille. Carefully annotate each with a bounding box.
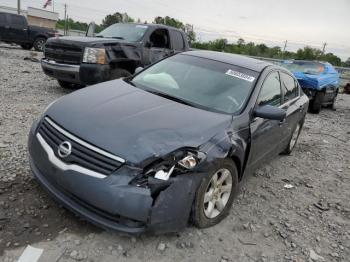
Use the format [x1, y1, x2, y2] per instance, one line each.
[44, 43, 83, 65]
[38, 117, 124, 176]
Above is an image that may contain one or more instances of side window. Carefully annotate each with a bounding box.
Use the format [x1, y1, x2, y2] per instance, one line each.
[280, 72, 299, 102]
[172, 30, 185, 51]
[257, 71, 281, 107]
[0, 14, 7, 25]
[149, 29, 170, 49]
[10, 15, 26, 26]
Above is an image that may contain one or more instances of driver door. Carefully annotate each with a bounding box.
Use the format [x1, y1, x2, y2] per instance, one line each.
[247, 71, 287, 169]
[144, 28, 173, 65]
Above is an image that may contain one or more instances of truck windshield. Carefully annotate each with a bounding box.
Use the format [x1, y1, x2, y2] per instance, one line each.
[130, 54, 258, 114]
[281, 61, 325, 75]
[96, 24, 148, 42]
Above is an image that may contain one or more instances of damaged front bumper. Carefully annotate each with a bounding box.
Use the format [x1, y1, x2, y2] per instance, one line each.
[41, 59, 110, 86]
[28, 121, 202, 234]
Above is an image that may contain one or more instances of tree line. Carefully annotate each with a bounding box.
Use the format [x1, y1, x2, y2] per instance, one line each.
[56, 13, 349, 67]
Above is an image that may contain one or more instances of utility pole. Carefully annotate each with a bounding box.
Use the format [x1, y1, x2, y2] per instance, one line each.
[283, 40, 288, 52]
[64, 4, 67, 35]
[322, 42, 327, 54]
[17, 0, 20, 14]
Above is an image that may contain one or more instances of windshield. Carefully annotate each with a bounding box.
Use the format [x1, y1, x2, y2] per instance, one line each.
[131, 54, 258, 114]
[96, 24, 148, 42]
[281, 61, 325, 75]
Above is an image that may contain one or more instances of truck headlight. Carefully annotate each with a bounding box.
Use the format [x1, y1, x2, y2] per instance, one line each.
[83, 47, 106, 64]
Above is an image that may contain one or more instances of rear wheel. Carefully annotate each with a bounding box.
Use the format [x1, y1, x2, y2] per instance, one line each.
[33, 37, 46, 52]
[192, 159, 238, 228]
[110, 68, 131, 80]
[282, 122, 302, 155]
[309, 91, 324, 114]
[20, 43, 33, 50]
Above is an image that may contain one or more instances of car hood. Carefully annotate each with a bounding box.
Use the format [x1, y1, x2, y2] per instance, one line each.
[46, 80, 232, 166]
[46, 36, 137, 48]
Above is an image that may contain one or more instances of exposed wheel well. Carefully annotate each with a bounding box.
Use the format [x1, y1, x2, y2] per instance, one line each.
[230, 155, 242, 180]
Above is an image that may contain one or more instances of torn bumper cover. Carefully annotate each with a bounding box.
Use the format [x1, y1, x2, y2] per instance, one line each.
[28, 123, 202, 234]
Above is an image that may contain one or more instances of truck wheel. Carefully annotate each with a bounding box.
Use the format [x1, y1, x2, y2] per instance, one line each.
[20, 44, 33, 50]
[33, 37, 47, 52]
[309, 91, 324, 114]
[192, 159, 238, 228]
[58, 80, 77, 89]
[110, 68, 131, 80]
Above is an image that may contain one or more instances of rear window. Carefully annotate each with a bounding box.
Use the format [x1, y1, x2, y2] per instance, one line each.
[172, 30, 185, 51]
[280, 72, 299, 102]
[281, 61, 325, 75]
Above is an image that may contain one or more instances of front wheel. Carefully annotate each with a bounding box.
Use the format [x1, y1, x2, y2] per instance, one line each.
[57, 80, 83, 89]
[33, 37, 47, 52]
[110, 68, 131, 80]
[192, 159, 238, 228]
[309, 91, 324, 114]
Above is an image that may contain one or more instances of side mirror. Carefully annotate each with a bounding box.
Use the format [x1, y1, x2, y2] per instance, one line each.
[135, 67, 143, 74]
[86, 22, 96, 37]
[253, 105, 286, 121]
[145, 41, 153, 48]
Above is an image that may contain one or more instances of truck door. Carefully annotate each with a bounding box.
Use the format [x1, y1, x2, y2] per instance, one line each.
[8, 14, 28, 43]
[0, 13, 9, 41]
[144, 28, 173, 65]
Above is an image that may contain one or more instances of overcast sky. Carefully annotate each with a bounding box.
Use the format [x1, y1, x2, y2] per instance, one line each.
[3, 0, 350, 60]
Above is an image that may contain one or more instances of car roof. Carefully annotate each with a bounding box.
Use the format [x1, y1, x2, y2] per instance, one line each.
[182, 50, 272, 72]
[124, 23, 184, 32]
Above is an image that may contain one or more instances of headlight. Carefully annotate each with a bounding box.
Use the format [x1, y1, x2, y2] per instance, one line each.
[152, 151, 206, 181]
[83, 47, 106, 64]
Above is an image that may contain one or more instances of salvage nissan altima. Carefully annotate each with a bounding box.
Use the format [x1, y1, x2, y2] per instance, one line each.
[28, 51, 309, 233]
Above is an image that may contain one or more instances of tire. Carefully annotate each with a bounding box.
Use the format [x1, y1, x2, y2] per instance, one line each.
[110, 68, 131, 80]
[192, 159, 239, 228]
[33, 37, 47, 52]
[20, 43, 33, 50]
[58, 80, 78, 89]
[309, 91, 324, 114]
[282, 122, 303, 155]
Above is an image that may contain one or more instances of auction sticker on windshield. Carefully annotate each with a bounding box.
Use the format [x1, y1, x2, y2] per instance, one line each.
[225, 69, 255, 82]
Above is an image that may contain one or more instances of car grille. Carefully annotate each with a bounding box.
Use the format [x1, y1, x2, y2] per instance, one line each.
[44, 43, 83, 65]
[38, 117, 123, 176]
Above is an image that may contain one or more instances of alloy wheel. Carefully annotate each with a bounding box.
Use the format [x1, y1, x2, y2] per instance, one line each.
[203, 168, 233, 219]
[289, 124, 300, 151]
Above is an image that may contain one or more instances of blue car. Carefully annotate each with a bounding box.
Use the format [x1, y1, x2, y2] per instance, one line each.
[281, 60, 340, 113]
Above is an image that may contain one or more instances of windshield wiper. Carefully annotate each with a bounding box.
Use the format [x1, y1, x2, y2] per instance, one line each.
[95, 35, 104, 38]
[145, 89, 195, 107]
[111, 36, 124, 40]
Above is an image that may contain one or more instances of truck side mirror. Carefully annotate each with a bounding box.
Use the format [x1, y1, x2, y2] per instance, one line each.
[86, 22, 96, 37]
[145, 41, 153, 48]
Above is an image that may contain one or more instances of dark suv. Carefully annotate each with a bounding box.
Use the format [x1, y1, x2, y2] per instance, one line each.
[0, 12, 57, 51]
[41, 23, 190, 88]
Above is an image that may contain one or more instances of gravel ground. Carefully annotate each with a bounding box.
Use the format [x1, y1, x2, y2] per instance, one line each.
[0, 44, 350, 262]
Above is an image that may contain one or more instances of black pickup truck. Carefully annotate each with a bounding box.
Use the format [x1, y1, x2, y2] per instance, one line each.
[0, 12, 58, 51]
[41, 23, 190, 88]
